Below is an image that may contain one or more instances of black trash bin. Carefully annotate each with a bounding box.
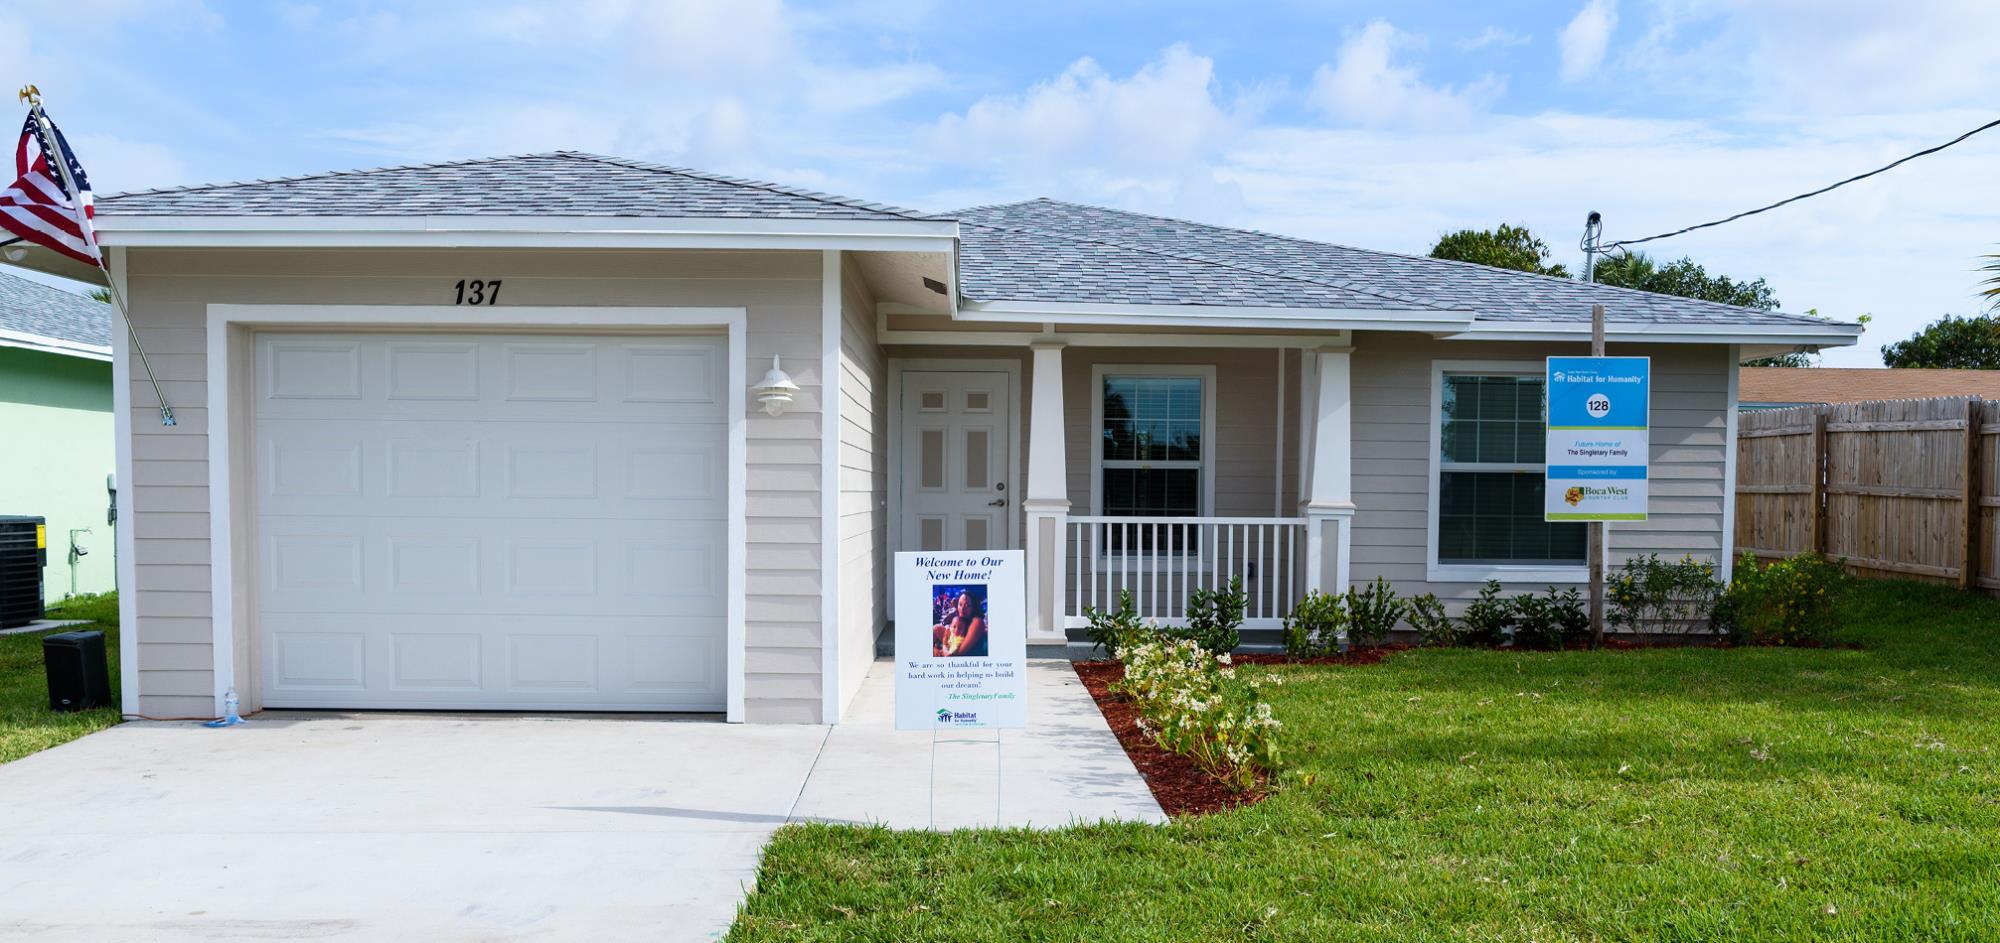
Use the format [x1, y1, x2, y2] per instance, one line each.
[44, 631, 110, 712]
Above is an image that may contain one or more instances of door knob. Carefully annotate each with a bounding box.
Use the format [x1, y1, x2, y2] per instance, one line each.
[987, 498, 1007, 507]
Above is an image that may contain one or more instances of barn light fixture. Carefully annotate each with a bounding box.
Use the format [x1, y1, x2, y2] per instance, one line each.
[752, 355, 800, 416]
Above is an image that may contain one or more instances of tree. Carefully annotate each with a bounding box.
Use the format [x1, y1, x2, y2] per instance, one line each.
[89, 287, 110, 303]
[1588, 252, 1777, 310]
[1429, 224, 1570, 278]
[1880, 313, 2000, 369]
[1982, 252, 1999, 311]
[1589, 252, 1807, 366]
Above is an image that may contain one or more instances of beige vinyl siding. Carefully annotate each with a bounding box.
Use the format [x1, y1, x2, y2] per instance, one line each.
[836, 254, 886, 714]
[1348, 333, 1731, 604]
[121, 247, 827, 722]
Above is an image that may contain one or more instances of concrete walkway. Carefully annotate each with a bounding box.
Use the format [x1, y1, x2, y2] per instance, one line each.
[0, 660, 1158, 942]
[793, 658, 1165, 830]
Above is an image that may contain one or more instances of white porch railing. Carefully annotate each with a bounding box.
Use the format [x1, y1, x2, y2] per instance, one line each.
[1062, 516, 1307, 629]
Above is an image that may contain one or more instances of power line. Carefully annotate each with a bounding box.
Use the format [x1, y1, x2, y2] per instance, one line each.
[1602, 116, 2000, 251]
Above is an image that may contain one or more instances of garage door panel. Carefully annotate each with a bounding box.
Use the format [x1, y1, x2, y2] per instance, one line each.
[258, 521, 726, 617]
[261, 613, 724, 709]
[256, 420, 727, 518]
[257, 334, 727, 424]
[254, 331, 729, 711]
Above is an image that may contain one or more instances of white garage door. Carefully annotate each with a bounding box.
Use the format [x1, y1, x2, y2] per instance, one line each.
[254, 332, 729, 711]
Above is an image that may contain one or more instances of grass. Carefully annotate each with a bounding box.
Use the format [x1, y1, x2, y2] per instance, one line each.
[0, 592, 120, 764]
[729, 579, 2000, 942]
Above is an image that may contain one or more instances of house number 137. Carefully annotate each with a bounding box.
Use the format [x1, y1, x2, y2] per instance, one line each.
[454, 279, 502, 305]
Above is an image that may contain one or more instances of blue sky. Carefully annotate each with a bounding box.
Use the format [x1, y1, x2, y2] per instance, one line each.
[6, 0, 1998, 365]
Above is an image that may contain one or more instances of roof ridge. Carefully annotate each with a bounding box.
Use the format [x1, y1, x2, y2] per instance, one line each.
[102, 152, 567, 201]
[960, 212, 1457, 311]
[980, 198, 1843, 326]
[547, 152, 939, 221]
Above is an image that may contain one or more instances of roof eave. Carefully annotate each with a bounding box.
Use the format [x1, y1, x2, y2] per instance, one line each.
[93, 214, 960, 253]
[0, 328, 112, 361]
[956, 298, 1475, 333]
[1445, 319, 1864, 347]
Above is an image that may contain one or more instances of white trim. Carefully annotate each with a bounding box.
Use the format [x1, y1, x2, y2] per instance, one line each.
[95, 214, 956, 253]
[960, 299, 1470, 333]
[819, 250, 841, 723]
[884, 357, 1024, 601]
[878, 327, 1351, 349]
[1445, 319, 1860, 347]
[1088, 364, 1219, 520]
[1721, 344, 1741, 582]
[109, 249, 139, 717]
[1273, 349, 1286, 517]
[197, 304, 750, 721]
[1424, 359, 1589, 585]
[0, 328, 111, 361]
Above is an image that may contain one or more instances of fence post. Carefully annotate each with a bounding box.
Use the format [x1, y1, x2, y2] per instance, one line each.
[1809, 407, 1829, 556]
[1963, 398, 1983, 591]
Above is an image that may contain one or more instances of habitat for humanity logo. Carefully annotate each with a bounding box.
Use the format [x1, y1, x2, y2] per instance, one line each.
[936, 707, 978, 725]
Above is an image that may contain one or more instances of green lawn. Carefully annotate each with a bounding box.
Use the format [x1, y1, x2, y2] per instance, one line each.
[730, 579, 2000, 942]
[0, 593, 120, 764]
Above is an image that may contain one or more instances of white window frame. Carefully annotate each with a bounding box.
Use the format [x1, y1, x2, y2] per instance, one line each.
[1089, 364, 1218, 529]
[1426, 359, 1588, 584]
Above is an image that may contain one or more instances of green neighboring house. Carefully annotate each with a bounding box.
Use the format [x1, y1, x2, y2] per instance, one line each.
[0, 271, 114, 603]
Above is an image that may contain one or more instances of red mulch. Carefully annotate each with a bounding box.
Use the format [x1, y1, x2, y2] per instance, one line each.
[1072, 660, 1264, 818]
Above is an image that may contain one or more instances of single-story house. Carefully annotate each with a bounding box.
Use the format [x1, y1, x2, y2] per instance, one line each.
[2, 152, 1861, 723]
[0, 271, 114, 603]
[1739, 366, 2000, 409]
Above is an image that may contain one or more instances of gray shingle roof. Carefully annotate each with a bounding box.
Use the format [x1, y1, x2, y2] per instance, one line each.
[954, 199, 1842, 327]
[0, 271, 110, 348]
[99, 152, 931, 221]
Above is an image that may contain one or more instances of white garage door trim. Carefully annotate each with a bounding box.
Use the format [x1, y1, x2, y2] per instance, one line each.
[205, 305, 748, 721]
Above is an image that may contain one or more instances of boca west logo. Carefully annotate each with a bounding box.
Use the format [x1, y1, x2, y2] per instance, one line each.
[1565, 484, 1631, 506]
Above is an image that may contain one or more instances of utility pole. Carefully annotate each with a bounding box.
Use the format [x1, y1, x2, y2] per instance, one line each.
[1582, 211, 1607, 646]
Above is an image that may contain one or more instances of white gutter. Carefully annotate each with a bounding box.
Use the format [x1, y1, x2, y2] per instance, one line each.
[0, 328, 112, 361]
[957, 299, 1476, 334]
[1443, 319, 1864, 348]
[92, 214, 959, 253]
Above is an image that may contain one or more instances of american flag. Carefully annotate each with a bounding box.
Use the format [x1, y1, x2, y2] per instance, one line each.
[0, 109, 98, 266]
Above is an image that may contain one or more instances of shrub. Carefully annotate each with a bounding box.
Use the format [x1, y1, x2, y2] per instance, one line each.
[1084, 590, 1155, 658]
[1178, 577, 1246, 656]
[1405, 593, 1460, 646]
[1459, 580, 1516, 647]
[1343, 576, 1406, 648]
[1113, 637, 1281, 792]
[1609, 554, 1725, 635]
[1718, 552, 1848, 645]
[1282, 590, 1348, 656]
[1511, 586, 1589, 650]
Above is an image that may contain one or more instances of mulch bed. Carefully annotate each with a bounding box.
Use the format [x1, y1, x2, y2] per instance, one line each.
[1072, 648, 1411, 818]
[1072, 659, 1264, 818]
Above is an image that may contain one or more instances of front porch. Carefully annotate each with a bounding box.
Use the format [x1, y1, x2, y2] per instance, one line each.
[884, 332, 1361, 648]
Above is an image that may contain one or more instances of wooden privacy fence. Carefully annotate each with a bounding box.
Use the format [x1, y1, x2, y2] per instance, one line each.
[1735, 396, 2000, 591]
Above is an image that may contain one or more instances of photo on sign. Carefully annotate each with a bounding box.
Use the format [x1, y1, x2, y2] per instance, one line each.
[931, 584, 990, 658]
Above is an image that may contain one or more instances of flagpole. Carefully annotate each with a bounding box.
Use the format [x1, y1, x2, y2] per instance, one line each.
[18, 86, 174, 426]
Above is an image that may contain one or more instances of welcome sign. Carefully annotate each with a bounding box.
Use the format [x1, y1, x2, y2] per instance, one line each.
[1545, 356, 1650, 521]
[892, 550, 1027, 730]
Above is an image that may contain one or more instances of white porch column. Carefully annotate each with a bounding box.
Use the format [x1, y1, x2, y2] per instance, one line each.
[1024, 341, 1070, 643]
[1301, 347, 1355, 601]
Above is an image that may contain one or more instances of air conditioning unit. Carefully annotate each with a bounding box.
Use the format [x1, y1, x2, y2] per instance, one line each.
[0, 516, 48, 629]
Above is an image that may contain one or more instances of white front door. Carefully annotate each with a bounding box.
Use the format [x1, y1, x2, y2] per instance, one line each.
[900, 371, 1012, 552]
[252, 331, 729, 711]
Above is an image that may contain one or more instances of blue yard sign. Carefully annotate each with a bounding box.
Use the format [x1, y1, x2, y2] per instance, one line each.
[1545, 356, 1650, 521]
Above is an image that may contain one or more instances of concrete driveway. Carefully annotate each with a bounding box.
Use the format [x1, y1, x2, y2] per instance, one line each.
[0, 713, 827, 942]
[0, 660, 1161, 942]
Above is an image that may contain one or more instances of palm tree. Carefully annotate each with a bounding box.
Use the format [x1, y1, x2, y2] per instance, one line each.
[1983, 253, 2000, 311]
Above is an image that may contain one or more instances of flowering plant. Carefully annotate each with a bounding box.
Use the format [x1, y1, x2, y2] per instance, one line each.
[1717, 552, 1847, 645]
[1112, 637, 1281, 792]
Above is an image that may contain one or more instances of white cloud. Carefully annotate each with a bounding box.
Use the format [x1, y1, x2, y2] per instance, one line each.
[1457, 26, 1530, 51]
[1559, 0, 1618, 81]
[1309, 21, 1504, 126]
